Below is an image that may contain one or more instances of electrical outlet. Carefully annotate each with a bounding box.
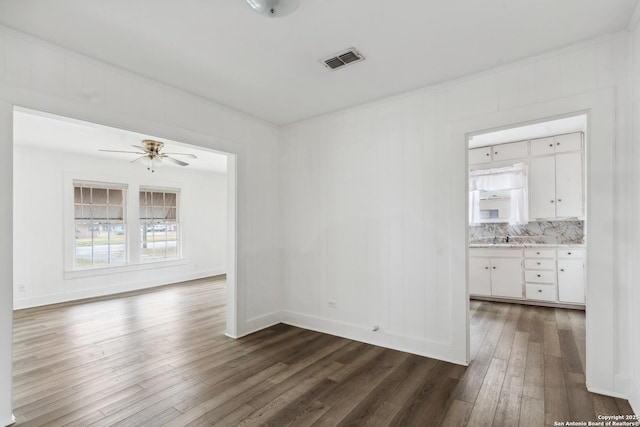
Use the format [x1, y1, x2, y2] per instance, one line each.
[328, 300, 337, 309]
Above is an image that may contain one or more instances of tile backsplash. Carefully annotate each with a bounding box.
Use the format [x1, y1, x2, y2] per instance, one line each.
[469, 220, 584, 245]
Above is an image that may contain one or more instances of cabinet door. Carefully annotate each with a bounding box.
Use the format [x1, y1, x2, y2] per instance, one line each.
[469, 257, 491, 296]
[530, 156, 556, 219]
[492, 140, 528, 162]
[469, 146, 492, 165]
[490, 258, 523, 298]
[557, 259, 585, 303]
[555, 152, 583, 218]
[554, 133, 582, 153]
[530, 137, 555, 156]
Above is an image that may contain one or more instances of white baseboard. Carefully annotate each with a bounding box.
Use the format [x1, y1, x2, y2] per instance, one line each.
[630, 378, 639, 416]
[586, 385, 629, 400]
[13, 269, 225, 309]
[235, 311, 283, 338]
[3, 414, 15, 426]
[281, 310, 466, 366]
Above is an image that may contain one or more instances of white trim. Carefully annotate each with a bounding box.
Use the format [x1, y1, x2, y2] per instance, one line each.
[225, 153, 239, 338]
[452, 88, 619, 396]
[3, 415, 15, 426]
[14, 269, 225, 310]
[282, 310, 466, 366]
[586, 386, 629, 400]
[628, 0, 640, 31]
[234, 311, 283, 338]
[630, 377, 640, 418]
[64, 258, 188, 279]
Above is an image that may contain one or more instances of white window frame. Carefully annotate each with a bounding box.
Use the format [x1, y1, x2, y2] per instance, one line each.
[71, 179, 129, 270]
[139, 186, 181, 262]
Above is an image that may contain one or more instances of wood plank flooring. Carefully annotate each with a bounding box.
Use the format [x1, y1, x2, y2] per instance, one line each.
[11, 278, 635, 426]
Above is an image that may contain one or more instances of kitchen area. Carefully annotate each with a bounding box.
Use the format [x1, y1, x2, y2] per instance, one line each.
[468, 115, 586, 309]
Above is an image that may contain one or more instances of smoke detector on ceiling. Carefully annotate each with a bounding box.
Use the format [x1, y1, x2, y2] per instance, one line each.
[322, 48, 365, 70]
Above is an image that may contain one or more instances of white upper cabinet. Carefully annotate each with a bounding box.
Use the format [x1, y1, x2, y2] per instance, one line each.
[529, 132, 584, 220]
[555, 152, 583, 218]
[530, 155, 556, 219]
[491, 140, 528, 162]
[469, 146, 492, 165]
[531, 133, 582, 156]
[554, 133, 583, 153]
[469, 140, 527, 166]
[530, 137, 556, 156]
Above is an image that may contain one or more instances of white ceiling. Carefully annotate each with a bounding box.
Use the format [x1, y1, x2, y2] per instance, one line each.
[0, 0, 638, 125]
[13, 108, 228, 174]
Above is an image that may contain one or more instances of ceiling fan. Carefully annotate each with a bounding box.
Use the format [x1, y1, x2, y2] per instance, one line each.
[99, 139, 197, 172]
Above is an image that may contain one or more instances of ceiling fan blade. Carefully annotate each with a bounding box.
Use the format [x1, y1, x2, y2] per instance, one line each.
[130, 155, 148, 164]
[99, 149, 146, 154]
[131, 145, 148, 151]
[163, 156, 189, 166]
[162, 152, 198, 158]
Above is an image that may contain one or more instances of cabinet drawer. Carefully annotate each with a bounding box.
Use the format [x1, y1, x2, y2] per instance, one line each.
[525, 270, 556, 283]
[554, 133, 582, 153]
[524, 259, 556, 270]
[492, 140, 528, 161]
[557, 248, 584, 258]
[530, 137, 555, 156]
[524, 248, 555, 258]
[526, 283, 557, 302]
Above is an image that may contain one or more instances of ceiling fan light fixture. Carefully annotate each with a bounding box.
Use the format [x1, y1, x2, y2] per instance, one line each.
[245, 0, 301, 17]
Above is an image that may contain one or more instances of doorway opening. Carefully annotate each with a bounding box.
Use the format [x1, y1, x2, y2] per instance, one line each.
[11, 106, 237, 337]
[466, 113, 588, 362]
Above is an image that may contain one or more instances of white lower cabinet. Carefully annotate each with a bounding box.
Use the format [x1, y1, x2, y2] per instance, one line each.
[558, 259, 585, 304]
[490, 258, 524, 298]
[525, 283, 556, 302]
[468, 256, 491, 295]
[470, 247, 585, 307]
[524, 248, 557, 302]
[469, 249, 523, 299]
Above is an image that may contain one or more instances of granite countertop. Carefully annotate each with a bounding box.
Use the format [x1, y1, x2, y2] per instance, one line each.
[469, 242, 586, 248]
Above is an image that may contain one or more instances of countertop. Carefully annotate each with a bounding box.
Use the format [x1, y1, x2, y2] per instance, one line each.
[469, 243, 586, 248]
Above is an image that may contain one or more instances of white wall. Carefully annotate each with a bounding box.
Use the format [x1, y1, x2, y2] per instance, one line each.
[281, 32, 634, 399]
[13, 145, 227, 309]
[627, 9, 640, 416]
[0, 24, 281, 425]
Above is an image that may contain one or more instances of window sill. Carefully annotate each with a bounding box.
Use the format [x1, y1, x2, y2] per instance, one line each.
[64, 258, 188, 280]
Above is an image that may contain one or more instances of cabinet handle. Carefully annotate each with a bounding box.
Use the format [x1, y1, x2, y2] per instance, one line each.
[485, 266, 489, 269]
[560, 269, 565, 272]
[493, 266, 496, 269]
[550, 200, 555, 203]
[538, 289, 542, 293]
[567, 252, 572, 255]
[557, 142, 560, 145]
[537, 262, 541, 265]
[486, 153, 490, 156]
[549, 143, 553, 147]
[537, 274, 541, 277]
[494, 151, 498, 155]
[558, 199, 562, 202]
[536, 252, 540, 255]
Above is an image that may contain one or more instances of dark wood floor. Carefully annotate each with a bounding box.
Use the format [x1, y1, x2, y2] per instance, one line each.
[12, 278, 635, 426]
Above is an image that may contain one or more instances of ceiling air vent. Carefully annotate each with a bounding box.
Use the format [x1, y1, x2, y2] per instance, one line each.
[323, 48, 365, 70]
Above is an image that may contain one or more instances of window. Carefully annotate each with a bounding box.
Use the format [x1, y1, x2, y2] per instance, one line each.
[73, 181, 127, 268]
[140, 188, 180, 261]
